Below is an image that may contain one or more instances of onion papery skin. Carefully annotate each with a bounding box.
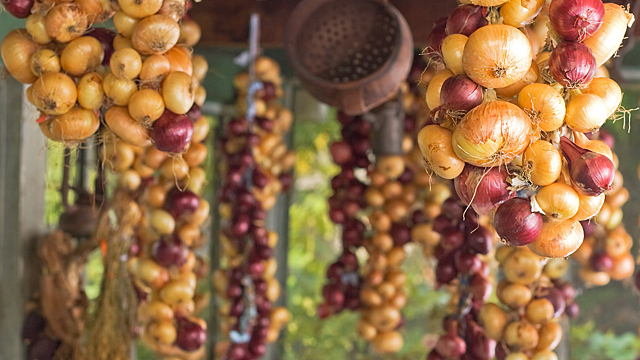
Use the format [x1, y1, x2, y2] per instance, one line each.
[564, 93, 608, 133]
[549, 0, 604, 41]
[495, 60, 539, 100]
[452, 101, 532, 167]
[571, 191, 604, 221]
[45, 3, 88, 43]
[454, 164, 515, 215]
[518, 83, 565, 132]
[31, 72, 78, 115]
[582, 77, 621, 118]
[462, 25, 533, 88]
[549, 41, 596, 88]
[528, 218, 584, 258]
[426, 69, 454, 110]
[432, 75, 483, 122]
[60, 36, 105, 77]
[4, 0, 34, 18]
[131, 14, 180, 55]
[105, 106, 151, 147]
[560, 136, 615, 196]
[1, 29, 40, 84]
[427, 17, 448, 58]
[442, 34, 468, 75]
[534, 182, 580, 220]
[584, 3, 635, 67]
[86, 27, 117, 66]
[417, 125, 465, 179]
[446, 5, 487, 36]
[522, 140, 563, 186]
[501, 0, 545, 28]
[46, 107, 100, 142]
[494, 197, 543, 246]
[150, 110, 194, 153]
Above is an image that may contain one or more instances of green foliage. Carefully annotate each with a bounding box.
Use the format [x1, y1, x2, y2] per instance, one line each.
[571, 321, 640, 360]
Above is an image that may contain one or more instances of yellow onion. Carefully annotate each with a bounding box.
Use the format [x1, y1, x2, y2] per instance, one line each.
[162, 71, 196, 114]
[179, 19, 201, 47]
[140, 54, 171, 83]
[131, 14, 180, 55]
[584, 3, 635, 67]
[194, 85, 206, 107]
[463, 24, 533, 88]
[426, 69, 454, 110]
[32, 72, 77, 115]
[501, 0, 545, 27]
[192, 55, 208, 82]
[581, 77, 621, 119]
[1, 29, 40, 84]
[528, 218, 584, 258]
[45, 3, 88, 43]
[417, 125, 465, 179]
[118, 0, 162, 18]
[60, 36, 104, 77]
[522, 140, 563, 186]
[534, 183, 580, 220]
[30, 49, 60, 77]
[105, 106, 151, 147]
[113, 34, 133, 50]
[103, 73, 137, 106]
[441, 34, 467, 75]
[573, 131, 612, 160]
[192, 116, 209, 143]
[595, 66, 609, 78]
[165, 45, 193, 76]
[495, 60, 539, 99]
[26, 13, 52, 45]
[158, 0, 186, 22]
[110, 47, 142, 79]
[46, 107, 100, 142]
[77, 72, 104, 110]
[128, 89, 165, 125]
[452, 101, 532, 166]
[460, 0, 508, 5]
[564, 93, 608, 132]
[113, 10, 140, 38]
[76, 0, 114, 24]
[571, 191, 605, 221]
[518, 83, 565, 132]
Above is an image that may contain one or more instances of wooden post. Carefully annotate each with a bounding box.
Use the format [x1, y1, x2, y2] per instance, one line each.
[0, 80, 47, 360]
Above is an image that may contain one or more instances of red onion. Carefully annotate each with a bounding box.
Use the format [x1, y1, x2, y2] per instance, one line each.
[454, 250, 481, 274]
[441, 226, 464, 251]
[635, 271, 640, 291]
[317, 302, 331, 318]
[493, 197, 543, 246]
[454, 165, 514, 215]
[580, 220, 596, 237]
[590, 252, 614, 272]
[427, 350, 445, 360]
[164, 187, 200, 219]
[436, 257, 458, 284]
[435, 324, 466, 357]
[465, 320, 496, 360]
[185, 103, 202, 122]
[432, 76, 483, 123]
[467, 225, 493, 255]
[329, 141, 353, 166]
[86, 28, 117, 66]
[261, 81, 277, 101]
[549, 41, 596, 88]
[427, 17, 448, 56]
[252, 167, 269, 189]
[28, 336, 60, 360]
[442, 198, 464, 221]
[446, 5, 487, 36]
[151, 110, 194, 153]
[175, 318, 206, 351]
[560, 136, 615, 196]
[565, 302, 580, 318]
[469, 273, 492, 302]
[152, 235, 188, 267]
[549, 0, 604, 41]
[390, 223, 411, 246]
[433, 214, 453, 234]
[3, 0, 33, 18]
[22, 312, 46, 346]
[543, 288, 566, 318]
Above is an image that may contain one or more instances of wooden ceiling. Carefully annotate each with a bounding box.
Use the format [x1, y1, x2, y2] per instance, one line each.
[190, 0, 459, 48]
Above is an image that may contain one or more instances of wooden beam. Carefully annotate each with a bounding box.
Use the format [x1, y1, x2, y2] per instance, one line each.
[0, 80, 47, 360]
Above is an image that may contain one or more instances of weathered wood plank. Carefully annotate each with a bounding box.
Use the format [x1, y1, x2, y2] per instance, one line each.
[0, 80, 47, 360]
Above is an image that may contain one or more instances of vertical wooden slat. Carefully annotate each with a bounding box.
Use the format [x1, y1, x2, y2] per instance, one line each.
[0, 80, 47, 360]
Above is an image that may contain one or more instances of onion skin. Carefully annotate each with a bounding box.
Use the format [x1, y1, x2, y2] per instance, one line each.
[452, 101, 532, 167]
[501, 0, 545, 28]
[495, 60, 539, 99]
[549, 0, 604, 41]
[427, 17, 448, 58]
[150, 110, 194, 153]
[446, 5, 487, 36]
[584, 3, 635, 67]
[518, 83, 565, 132]
[86, 27, 116, 66]
[564, 93, 607, 132]
[417, 125, 465, 179]
[1, 29, 40, 84]
[582, 77, 621, 118]
[494, 197, 543, 246]
[425, 69, 454, 110]
[560, 136, 614, 196]
[3, 0, 34, 18]
[432, 76, 483, 123]
[454, 164, 515, 215]
[549, 41, 596, 88]
[105, 106, 151, 147]
[528, 218, 584, 258]
[522, 140, 563, 186]
[463, 25, 533, 88]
